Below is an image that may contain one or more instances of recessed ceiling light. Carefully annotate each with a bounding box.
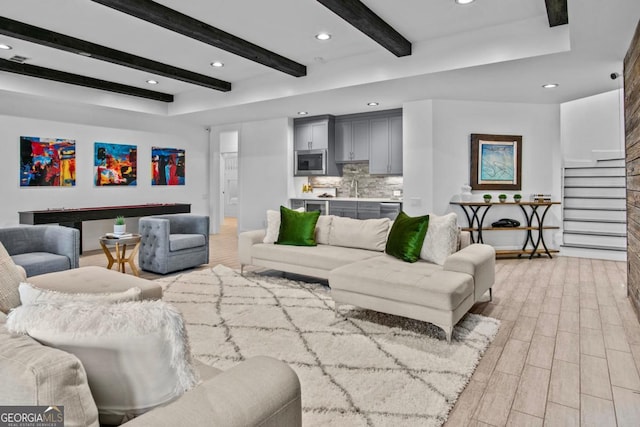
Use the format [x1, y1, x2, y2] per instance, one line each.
[298, 111, 309, 115]
[367, 102, 379, 106]
[315, 33, 331, 41]
[455, 0, 475, 4]
[146, 79, 159, 85]
[542, 83, 559, 89]
[0, 44, 12, 50]
[210, 61, 224, 68]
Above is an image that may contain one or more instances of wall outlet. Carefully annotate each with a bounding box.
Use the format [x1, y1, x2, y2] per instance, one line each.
[410, 197, 422, 207]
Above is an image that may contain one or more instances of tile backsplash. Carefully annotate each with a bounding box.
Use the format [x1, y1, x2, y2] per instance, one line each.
[309, 163, 403, 198]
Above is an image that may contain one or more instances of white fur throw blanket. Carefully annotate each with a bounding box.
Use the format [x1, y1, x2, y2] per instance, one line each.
[6, 300, 199, 396]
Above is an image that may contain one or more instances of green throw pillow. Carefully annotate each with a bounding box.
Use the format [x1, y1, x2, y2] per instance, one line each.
[276, 206, 321, 246]
[385, 211, 430, 263]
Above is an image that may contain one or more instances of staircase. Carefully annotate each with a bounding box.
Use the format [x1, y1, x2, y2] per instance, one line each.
[561, 158, 627, 261]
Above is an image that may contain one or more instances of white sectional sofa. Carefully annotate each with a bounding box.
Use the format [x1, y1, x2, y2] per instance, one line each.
[239, 215, 495, 342]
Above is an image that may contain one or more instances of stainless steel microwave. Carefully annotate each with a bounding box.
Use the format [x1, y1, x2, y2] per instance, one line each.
[294, 149, 327, 176]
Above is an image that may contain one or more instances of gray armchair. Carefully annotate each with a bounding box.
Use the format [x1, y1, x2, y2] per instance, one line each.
[0, 225, 80, 277]
[138, 214, 209, 274]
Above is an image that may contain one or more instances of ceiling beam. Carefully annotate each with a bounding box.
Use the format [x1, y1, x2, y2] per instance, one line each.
[317, 0, 411, 57]
[0, 58, 174, 102]
[0, 16, 231, 92]
[545, 0, 568, 27]
[90, 0, 307, 77]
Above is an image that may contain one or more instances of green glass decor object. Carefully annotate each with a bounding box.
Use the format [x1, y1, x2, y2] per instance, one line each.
[276, 206, 321, 246]
[385, 211, 430, 263]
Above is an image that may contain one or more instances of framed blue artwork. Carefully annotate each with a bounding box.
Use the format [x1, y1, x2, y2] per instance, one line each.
[470, 134, 522, 190]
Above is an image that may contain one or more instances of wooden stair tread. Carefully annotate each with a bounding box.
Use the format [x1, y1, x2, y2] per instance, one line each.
[563, 231, 626, 238]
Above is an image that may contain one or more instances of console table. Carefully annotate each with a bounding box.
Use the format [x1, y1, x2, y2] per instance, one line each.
[19, 203, 191, 253]
[450, 201, 560, 258]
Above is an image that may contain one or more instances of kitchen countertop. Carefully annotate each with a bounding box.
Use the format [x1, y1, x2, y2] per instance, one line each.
[291, 197, 402, 203]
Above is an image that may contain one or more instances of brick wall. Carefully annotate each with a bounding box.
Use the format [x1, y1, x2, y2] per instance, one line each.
[625, 19, 640, 319]
[309, 163, 403, 198]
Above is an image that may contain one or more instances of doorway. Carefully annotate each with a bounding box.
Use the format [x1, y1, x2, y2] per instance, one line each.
[218, 130, 239, 236]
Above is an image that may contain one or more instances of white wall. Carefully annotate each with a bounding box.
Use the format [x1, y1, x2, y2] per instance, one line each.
[237, 117, 292, 233]
[561, 89, 625, 163]
[220, 131, 238, 153]
[0, 112, 208, 251]
[403, 100, 434, 216]
[431, 99, 561, 211]
[402, 99, 562, 248]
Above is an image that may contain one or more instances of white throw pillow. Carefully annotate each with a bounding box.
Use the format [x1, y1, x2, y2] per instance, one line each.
[0, 241, 25, 314]
[263, 207, 305, 244]
[420, 212, 459, 265]
[18, 282, 142, 306]
[315, 215, 334, 245]
[329, 217, 391, 252]
[6, 300, 199, 425]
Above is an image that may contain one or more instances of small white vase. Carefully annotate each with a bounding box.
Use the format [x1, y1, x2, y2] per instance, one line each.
[460, 185, 472, 202]
[113, 224, 126, 235]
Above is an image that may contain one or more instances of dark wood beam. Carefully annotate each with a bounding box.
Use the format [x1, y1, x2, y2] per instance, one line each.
[0, 16, 231, 92]
[0, 58, 173, 102]
[545, 0, 568, 27]
[90, 0, 307, 77]
[317, 0, 411, 57]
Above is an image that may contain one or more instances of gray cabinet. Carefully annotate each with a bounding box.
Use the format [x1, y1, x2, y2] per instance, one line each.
[291, 199, 402, 219]
[389, 116, 403, 175]
[352, 120, 370, 161]
[356, 201, 380, 219]
[290, 199, 305, 210]
[334, 121, 352, 162]
[294, 118, 331, 151]
[335, 119, 370, 162]
[329, 200, 358, 218]
[369, 115, 403, 175]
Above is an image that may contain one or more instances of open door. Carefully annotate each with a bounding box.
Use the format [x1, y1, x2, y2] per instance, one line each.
[222, 152, 238, 218]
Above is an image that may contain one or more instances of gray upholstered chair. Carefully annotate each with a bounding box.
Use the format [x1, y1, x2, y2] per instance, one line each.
[0, 225, 80, 277]
[138, 214, 209, 274]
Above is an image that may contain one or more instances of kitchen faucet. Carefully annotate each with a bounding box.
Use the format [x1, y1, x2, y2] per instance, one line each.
[351, 179, 359, 198]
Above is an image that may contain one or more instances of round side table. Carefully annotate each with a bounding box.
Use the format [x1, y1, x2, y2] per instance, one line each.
[99, 234, 142, 276]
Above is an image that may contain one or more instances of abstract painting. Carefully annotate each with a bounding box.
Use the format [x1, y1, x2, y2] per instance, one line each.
[151, 147, 185, 186]
[94, 142, 137, 186]
[20, 136, 76, 187]
[470, 134, 522, 190]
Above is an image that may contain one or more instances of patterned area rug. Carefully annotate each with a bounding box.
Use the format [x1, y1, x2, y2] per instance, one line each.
[156, 265, 500, 427]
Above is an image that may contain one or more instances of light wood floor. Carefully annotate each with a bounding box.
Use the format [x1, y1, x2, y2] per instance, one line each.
[80, 218, 640, 426]
[79, 217, 241, 280]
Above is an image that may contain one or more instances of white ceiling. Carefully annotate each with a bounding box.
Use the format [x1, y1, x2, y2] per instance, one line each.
[0, 0, 638, 126]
